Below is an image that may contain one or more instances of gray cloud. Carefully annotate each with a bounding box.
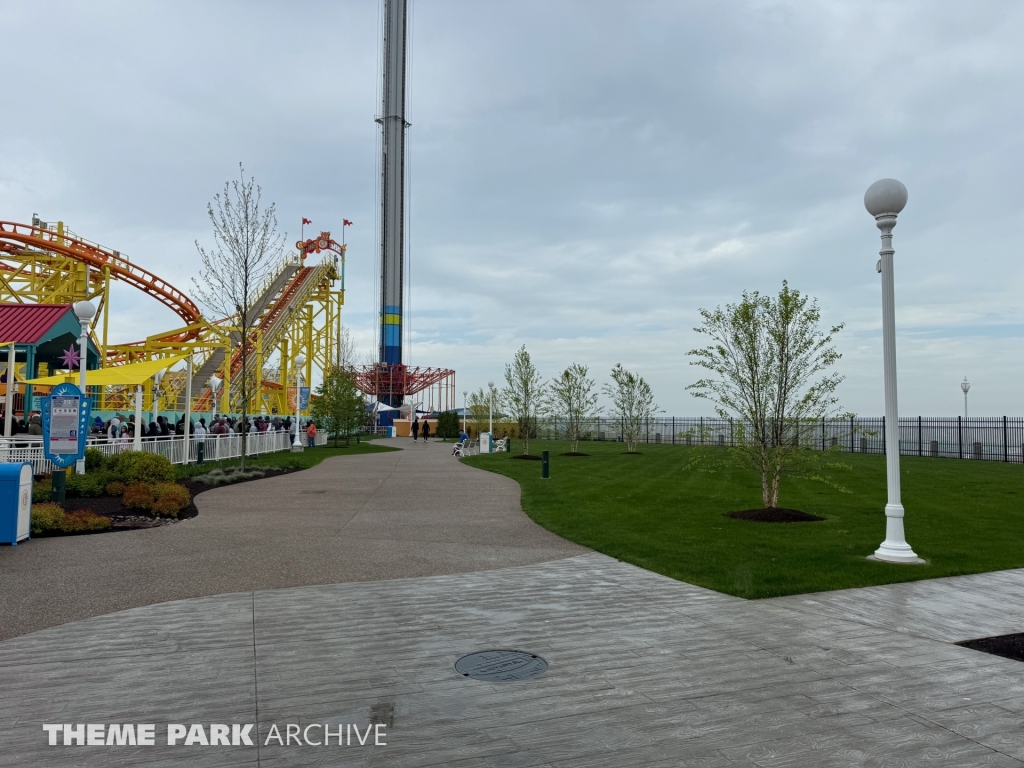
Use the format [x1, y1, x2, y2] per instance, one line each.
[2, 0, 1022, 415]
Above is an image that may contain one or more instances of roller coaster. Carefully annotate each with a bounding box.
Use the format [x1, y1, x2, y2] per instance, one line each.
[0, 217, 345, 417]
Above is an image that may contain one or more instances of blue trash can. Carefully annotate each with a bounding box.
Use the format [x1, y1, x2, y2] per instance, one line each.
[0, 462, 33, 545]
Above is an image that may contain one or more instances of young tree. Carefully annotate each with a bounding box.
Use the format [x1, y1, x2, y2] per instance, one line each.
[335, 325, 358, 369]
[193, 164, 285, 469]
[503, 345, 544, 455]
[311, 367, 365, 446]
[466, 387, 495, 437]
[687, 281, 845, 509]
[546, 363, 600, 453]
[603, 364, 658, 453]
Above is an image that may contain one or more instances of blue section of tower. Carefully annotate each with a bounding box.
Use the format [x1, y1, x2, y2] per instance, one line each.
[382, 305, 401, 365]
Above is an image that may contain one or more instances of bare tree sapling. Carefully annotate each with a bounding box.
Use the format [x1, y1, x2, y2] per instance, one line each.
[193, 164, 285, 469]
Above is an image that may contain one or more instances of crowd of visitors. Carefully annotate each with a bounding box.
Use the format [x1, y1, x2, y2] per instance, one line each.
[1, 407, 318, 449]
[0, 408, 43, 435]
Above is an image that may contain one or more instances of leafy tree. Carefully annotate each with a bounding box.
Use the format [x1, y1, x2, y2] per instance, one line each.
[466, 387, 495, 437]
[193, 164, 284, 469]
[503, 345, 544, 455]
[603, 364, 657, 453]
[687, 281, 845, 508]
[311, 367, 365, 446]
[546, 363, 600, 453]
[435, 411, 460, 440]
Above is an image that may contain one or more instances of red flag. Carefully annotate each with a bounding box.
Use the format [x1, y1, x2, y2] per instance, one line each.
[302, 217, 312, 225]
[343, 219, 353, 226]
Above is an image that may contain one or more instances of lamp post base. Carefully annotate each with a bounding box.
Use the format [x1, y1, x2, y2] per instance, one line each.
[871, 504, 925, 563]
[291, 444, 304, 453]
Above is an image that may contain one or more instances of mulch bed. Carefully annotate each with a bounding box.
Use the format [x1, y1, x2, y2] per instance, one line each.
[957, 633, 1024, 663]
[51, 466, 304, 534]
[511, 455, 543, 461]
[559, 452, 590, 457]
[727, 508, 824, 523]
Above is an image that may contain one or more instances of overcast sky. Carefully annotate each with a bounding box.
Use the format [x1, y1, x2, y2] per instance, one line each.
[2, 1, 1022, 415]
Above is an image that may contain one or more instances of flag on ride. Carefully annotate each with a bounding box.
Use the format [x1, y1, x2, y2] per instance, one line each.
[343, 220, 353, 226]
[302, 217, 312, 225]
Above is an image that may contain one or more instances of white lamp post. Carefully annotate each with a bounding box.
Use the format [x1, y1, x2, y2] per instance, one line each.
[72, 300, 95, 474]
[292, 352, 306, 450]
[487, 381, 495, 434]
[462, 390, 468, 433]
[72, 300, 95, 393]
[961, 377, 970, 418]
[208, 375, 222, 415]
[865, 178, 922, 564]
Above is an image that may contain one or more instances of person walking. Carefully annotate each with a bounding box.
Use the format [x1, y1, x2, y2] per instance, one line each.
[306, 420, 317, 448]
[421, 419, 431, 442]
[411, 418, 419, 441]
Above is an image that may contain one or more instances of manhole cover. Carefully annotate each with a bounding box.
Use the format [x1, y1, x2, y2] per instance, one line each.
[454, 650, 548, 682]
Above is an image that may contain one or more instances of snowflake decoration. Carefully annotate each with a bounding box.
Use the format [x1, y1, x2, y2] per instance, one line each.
[59, 345, 80, 370]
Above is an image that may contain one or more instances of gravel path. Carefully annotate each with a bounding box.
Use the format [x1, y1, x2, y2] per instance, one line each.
[0, 439, 586, 640]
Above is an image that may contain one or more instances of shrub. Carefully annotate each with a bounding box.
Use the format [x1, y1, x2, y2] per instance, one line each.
[110, 452, 175, 485]
[105, 481, 125, 497]
[122, 482, 155, 511]
[31, 503, 65, 535]
[153, 483, 191, 517]
[65, 470, 110, 498]
[84, 448, 107, 472]
[33, 476, 52, 503]
[192, 468, 265, 487]
[60, 510, 112, 533]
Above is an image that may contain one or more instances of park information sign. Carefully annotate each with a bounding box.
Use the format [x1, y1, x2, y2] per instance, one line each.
[42, 382, 91, 469]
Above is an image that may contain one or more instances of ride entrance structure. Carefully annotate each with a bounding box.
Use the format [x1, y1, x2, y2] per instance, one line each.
[360, 0, 454, 421]
[0, 217, 346, 419]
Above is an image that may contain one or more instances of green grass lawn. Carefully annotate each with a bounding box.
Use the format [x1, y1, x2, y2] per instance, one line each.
[463, 440, 1024, 598]
[175, 439, 398, 479]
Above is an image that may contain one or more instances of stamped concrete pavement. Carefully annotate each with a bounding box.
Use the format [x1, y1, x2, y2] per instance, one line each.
[0, 439, 586, 640]
[3, 553, 1024, 767]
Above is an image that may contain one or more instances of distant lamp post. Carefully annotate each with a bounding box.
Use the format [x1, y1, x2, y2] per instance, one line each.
[208, 375, 222, 417]
[462, 390, 468, 433]
[961, 377, 970, 418]
[865, 178, 922, 564]
[292, 353, 306, 450]
[72, 301, 95, 394]
[72, 300, 95, 475]
[487, 381, 495, 434]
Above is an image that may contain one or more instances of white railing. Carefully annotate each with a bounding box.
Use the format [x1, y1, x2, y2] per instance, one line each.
[0, 431, 330, 474]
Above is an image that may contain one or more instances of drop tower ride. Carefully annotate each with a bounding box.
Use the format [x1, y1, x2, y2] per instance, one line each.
[358, 0, 455, 416]
[378, 0, 408, 378]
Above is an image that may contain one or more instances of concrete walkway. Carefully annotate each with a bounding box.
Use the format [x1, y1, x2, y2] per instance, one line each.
[4, 440, 1024, 766]
[0, 439, 586, 640]
[3, 553, 1024, 766]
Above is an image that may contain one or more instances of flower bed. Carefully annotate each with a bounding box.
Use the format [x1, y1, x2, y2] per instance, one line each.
[30, 453, 304, 537]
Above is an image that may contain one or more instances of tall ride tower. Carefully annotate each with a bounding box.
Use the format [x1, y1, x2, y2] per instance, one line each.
[378, 0, 408, 394]
[358, 0, 456, 418]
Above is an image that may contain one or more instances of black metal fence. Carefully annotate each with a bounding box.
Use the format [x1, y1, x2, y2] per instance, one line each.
[534, 416, 1024, 464]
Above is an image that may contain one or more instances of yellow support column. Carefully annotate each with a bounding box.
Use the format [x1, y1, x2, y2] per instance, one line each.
[280, 338, 289, 416]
